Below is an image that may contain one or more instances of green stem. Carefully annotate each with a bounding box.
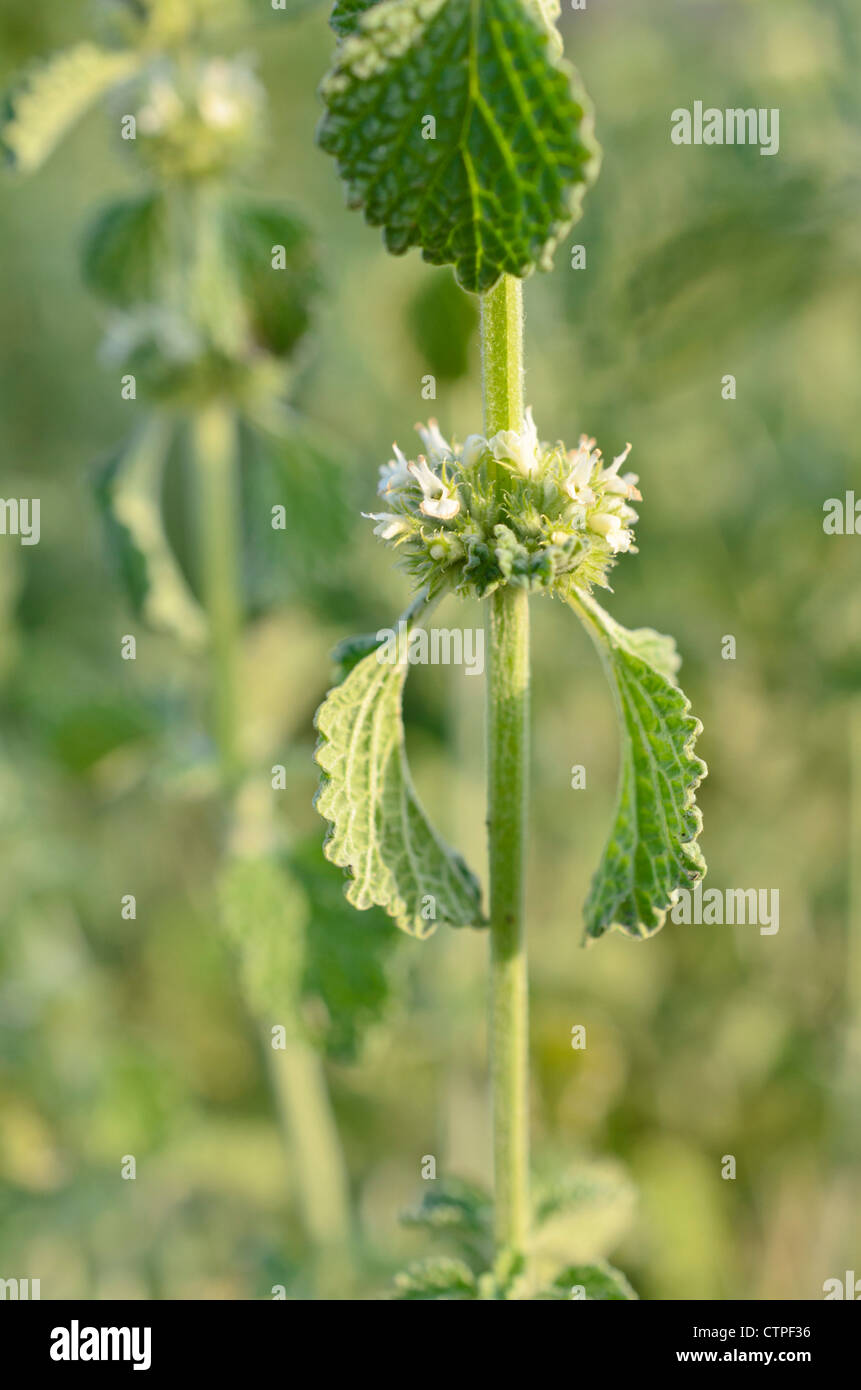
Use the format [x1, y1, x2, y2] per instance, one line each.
[480, 275, 524, 458]
[192, 402, 354, 1290]
[192, 400, 244, 792]
[481, 274, 530, 1258]
[266, 1033, 353, 1295]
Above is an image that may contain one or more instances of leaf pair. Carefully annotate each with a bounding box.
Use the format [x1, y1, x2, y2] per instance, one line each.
[392, 1170, 638, 1299]
[314, 594, 706, 941]
[318, 0, 601, 292]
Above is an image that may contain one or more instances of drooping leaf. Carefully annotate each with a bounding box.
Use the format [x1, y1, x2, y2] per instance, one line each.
[1, 44, 139, 173]
[569, 592, 706, 941]
[314, 608, 484, 936]
[289, 835, 398, 1062]
[329, 632, 386, 681]
[537, 1261, 638, 1300]
[318, 0, 600, 292]
[82, 194, 167, 307]
[94, 417, 208, 647]
[392, 1256, 478, 1300]
[218, 855, 308, 1026]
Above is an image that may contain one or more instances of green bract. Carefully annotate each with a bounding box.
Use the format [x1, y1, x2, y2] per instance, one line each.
[314, 598, 484, 936]
[366, 411, 640, 599]
[572, 596, 707, 941]
[318, 0, 600, 292]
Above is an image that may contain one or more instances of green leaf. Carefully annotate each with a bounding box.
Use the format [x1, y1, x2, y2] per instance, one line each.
[1, 44, 139, 173]
[82, 194, 167, 307]
[392, 1256, 478, 1300]
[94, 417, 208, 647]
[538, 1261, 638, 1300]
[407, 268, 479, 382]
[218, 855, 308, 1026]
[314, 605, 484, 937]
[329, 0, 378, 38]
[240, 411, 354, 612]
[401, 1178, 493, 1264]
[318, 0, 600, 292]
[223, 199, 322, 360]
[290, 836, 399, 1062]
[532, 1162, 636, 1266]
[570, 592, 706, 942]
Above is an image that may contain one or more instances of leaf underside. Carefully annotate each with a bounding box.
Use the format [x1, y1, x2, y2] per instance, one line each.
[570, 593, 706, 942]
[314, 638, 483, 937]
[319, 0, 599, 292]
[1, 44, 138, 173]
[94, 418, 208, 647]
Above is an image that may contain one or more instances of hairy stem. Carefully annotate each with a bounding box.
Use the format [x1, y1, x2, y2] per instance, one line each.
[192, 400, 244, 792]
[266, 1033, 353, 1294]
[193, 401, 353, 1289]
[482, 274, 531, 1257]
[481, 275, 524, 473]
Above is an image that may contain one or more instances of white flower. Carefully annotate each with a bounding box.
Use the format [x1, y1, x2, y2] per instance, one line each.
[588, 511, 633, 552]
[197, 60, 261, 130]
[378, 443, 412, 497]
[421, 494, 460, 520]
[564, 435, 600, 504]
[138, 78, 184, 135]
[364, 512, 414, 540]
[414, 418, 453, 467]
[408, 457, 461, 520]
[490, 406, 541, 477]
[599, 443, 641, 500]
[460, 434, 488, 469]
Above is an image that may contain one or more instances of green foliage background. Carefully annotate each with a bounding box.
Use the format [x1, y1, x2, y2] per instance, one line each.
[1, 0, 859, 1298]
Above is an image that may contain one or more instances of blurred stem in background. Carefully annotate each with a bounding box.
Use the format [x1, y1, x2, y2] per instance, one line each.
[0, 0, 359, 1295]
[481, 276, 531, 1263]
[192, 402, 242, 792]
[192, 378, 352, 1295]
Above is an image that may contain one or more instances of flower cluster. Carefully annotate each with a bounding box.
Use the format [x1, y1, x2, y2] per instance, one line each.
[365, 409, 641, 598]
[137, 58, 264, 180]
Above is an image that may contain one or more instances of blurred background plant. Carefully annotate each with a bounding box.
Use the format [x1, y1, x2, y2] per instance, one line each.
[0, 0, 859, 1299]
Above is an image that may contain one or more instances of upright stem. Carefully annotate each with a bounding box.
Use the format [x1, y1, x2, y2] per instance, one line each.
[481, 275, 524, 446]
[192, 400, 243, 793]
[266, 1031, 353, 1294]
[481, 275, 530, 1256]
[193, 400, 353, 1290]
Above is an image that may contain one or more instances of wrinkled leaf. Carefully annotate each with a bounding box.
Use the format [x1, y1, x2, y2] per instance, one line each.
[1, 44, 139, 173]
[538, 1260, 638, 1300]
[393, 1256, 478, 1300]
[570, 592, 706, 941]
[314, 607, 484, 936]
[401, 1177, 493, 1265]
[318, 0, 600, 291]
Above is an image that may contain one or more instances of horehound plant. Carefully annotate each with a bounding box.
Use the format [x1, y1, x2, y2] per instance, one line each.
[2, 0, 400, 1296]
[314, 0, 706, 1298]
